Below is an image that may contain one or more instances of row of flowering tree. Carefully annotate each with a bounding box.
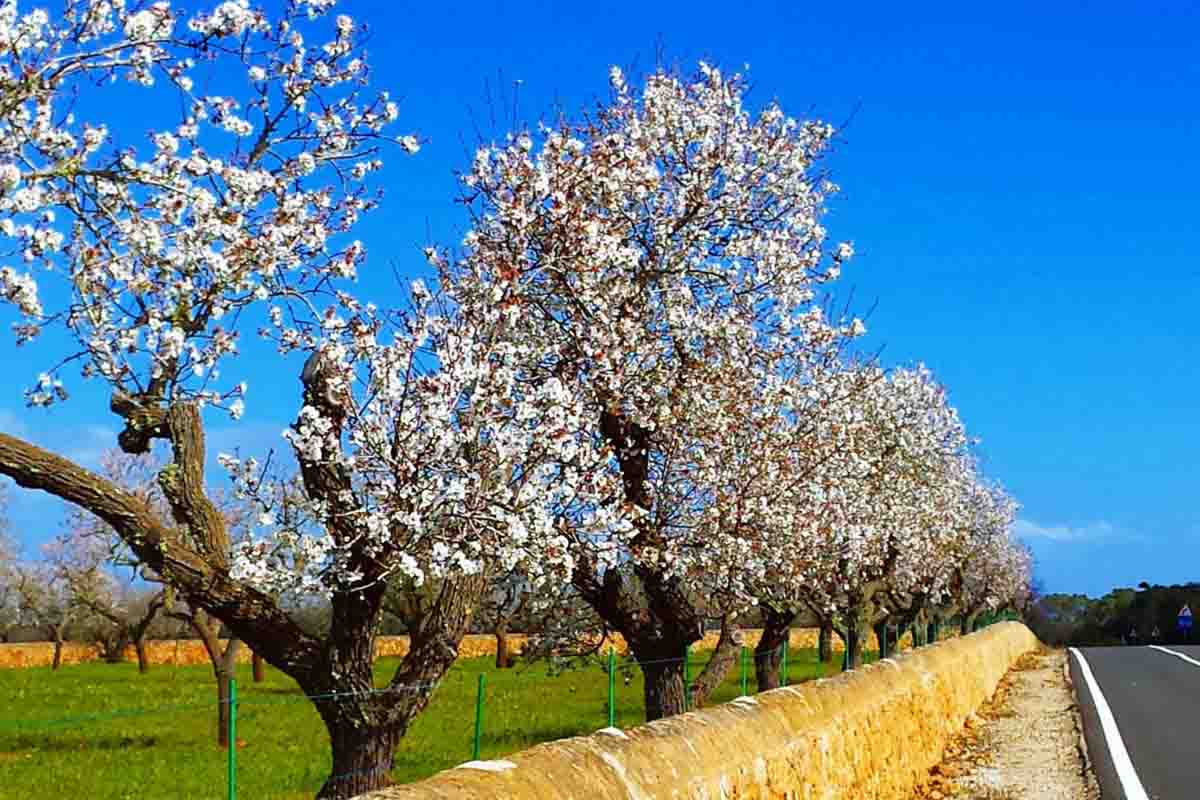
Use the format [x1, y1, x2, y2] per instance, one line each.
[0, 1, 1028, 796]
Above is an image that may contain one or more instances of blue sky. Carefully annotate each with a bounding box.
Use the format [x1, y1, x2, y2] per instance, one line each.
[2, 0, 1198, 598]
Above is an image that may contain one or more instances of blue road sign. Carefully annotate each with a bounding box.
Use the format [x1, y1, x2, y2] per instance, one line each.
[1179, 605, 1192, 630]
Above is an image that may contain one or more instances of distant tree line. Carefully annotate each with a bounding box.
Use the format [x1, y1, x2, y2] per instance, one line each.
[1027, 582, 1200, 646]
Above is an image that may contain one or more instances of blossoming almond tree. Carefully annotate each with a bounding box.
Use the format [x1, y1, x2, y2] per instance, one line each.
[870, 451, 982, 646]
[811, 369, 1028, 657]
[441, 61, 866, 719]
[942, 485, 1028, 633]
[724, 360, 883, 687]
[0, 2, 572, 795]
[757, 364, 974, 670]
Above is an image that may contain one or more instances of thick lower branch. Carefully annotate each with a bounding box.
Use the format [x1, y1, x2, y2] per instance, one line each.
[0, 431, 321, 681]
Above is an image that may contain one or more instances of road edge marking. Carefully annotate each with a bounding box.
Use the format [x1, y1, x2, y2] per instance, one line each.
[1068, 647, 1150, 800]
[1149, 644, 1200, 668]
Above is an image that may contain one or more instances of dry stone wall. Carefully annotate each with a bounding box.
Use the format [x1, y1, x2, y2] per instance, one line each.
[357, 622, 1036, 800]
[0, 626, 947, 669]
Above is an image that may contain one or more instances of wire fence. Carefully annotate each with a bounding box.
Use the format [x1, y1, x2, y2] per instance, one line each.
[0, 613, 1018, 800]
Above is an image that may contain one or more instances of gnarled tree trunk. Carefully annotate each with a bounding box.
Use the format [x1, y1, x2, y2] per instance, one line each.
[494, 623, 511, 669]
[569, 412, 707, 723]
[188, 608, 243, 748]
[873, 621, 889, 659]
[320, 717, 405, 799]
[689, 617, 742, 707]
[0, 391, 488, 800]
[312, 573, 484, 799]
[818, 619, 834, 663]
[51, 628, 65, 671]
[638, 647, 688, 721]
[754, 604, 796, 691]
[135, 638, 150, 673]
[838, 623, 866, 670]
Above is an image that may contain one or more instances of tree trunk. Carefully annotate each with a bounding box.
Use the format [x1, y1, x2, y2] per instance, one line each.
[844, 624, 865, 670]
[252, 651, 265, 682]
[754, 605, 795, 691]
[309, 573, 485, 799]
[961, 613, 978, 636]
[216, 667, 232, 748]
[217, 638, 242, 747]
[135, 637, 150, 674]
[100, 630, 129, 663]
[690, 618, 742, 707]
[908, 609, 926, 647]
[873, 621, 888, 659]
[753, 638, 784, 691]
[318, 717, 404, 799]
[571, 560, 703, 722]
[640, 654, 687, 720]
[51, 635, 64, 671]
[494, 624, 510, 669]
[576, 410, 706, 723]
[189, 609, 243, 748]
[818, 620, 834, 663]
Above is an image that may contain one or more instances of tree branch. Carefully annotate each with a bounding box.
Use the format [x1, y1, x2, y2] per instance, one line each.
[0, 430, 322, 678]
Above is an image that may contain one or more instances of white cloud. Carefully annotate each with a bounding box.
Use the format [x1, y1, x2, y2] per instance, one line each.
[1013, 518, 1117, 542]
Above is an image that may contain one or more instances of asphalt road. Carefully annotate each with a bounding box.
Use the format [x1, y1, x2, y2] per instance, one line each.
[1070, 645, 1200, 800]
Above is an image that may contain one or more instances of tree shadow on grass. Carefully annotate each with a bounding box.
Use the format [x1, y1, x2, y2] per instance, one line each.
[479, 723, 593, 749]
[3, 733, 162, 752]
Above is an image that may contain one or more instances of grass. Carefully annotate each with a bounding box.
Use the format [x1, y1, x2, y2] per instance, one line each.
[0, 646, 870, 799]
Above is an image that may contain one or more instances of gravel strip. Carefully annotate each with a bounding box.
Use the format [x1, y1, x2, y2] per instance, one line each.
[913, 649, 1099, 800]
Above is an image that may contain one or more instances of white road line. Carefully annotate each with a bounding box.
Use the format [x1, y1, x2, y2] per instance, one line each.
[1149, 644, 1200, 668]
[1068, 648, 1150, 800]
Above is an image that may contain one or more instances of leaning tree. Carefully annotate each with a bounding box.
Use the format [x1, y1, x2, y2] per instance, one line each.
[440, 61, 867, 719]
[0, 2, 574, 796]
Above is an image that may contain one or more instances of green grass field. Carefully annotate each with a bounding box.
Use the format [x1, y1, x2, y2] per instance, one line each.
[0, 647, 870, 799]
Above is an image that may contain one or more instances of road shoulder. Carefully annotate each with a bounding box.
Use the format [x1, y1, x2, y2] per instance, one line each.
[912, 649, 1098, 799]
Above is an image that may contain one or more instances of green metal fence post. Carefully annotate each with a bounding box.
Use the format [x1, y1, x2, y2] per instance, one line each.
[740, 646, 748, 695]
[683, 643, 691, 711]
[780, 635, 789, 687]
[607, 648, 616, 728]
[472, 673, 486, 761]
[227, 678, 237, 800]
